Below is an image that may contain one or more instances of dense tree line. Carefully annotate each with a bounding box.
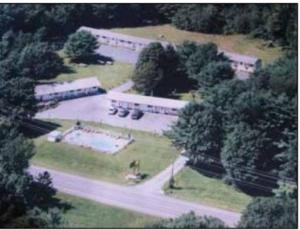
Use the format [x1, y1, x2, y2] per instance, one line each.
[0, 4, 296, 49]
[168, 52, 297, 190]
[0, 123, 64, 227]
[169, 4, 297, 49]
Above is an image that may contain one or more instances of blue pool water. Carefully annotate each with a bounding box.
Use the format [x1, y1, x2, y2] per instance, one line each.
[90, 139, 118, 152]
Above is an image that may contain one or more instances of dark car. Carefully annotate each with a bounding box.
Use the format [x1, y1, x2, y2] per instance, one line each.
[118, 108, 129, 117]
[131, 109, 143, 120]
[108, 107, 118, 115]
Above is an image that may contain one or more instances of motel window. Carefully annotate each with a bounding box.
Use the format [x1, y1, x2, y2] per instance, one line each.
[96, 35, 99, 38]
[172, 109, 178, 112]
[147, 105, 153, 108]
[112, 100, 116, 103]
[134, 103, 139, 106]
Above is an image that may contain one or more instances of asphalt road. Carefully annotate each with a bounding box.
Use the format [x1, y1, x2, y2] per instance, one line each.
[30, 165, 241, 227]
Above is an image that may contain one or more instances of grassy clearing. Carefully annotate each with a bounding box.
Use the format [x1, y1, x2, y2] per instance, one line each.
[41, 51, 134, 90]
[164, 168, 252, 212]
[32, 119, 179, 184]
[112, 24, 282, 65]
[57, 193, 158, 228]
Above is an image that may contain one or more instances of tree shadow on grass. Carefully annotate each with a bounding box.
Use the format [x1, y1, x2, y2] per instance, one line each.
[71, 54, 114, 65]
[20, 119, 61, 139]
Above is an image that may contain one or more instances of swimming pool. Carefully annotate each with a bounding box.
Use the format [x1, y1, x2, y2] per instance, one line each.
[63, 129, 130, 154]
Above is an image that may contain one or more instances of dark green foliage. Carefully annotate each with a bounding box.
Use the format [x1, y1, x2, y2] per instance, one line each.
[239, 196, 297, 228]
[147, 211, 226, 228]
[184, 43, 221, 77]
[132, 43, 185, 96]
[64, 31, 98, 62]
[18, 42, 63, 80]
[132, 43, 165, 95]
[195, 61, 234, 90]
[171, 4, 297, 49]
[170, 53, 297, 192]
[172, 5, 224, 33]
[167, 102, 223, 164]
[0, 124, 62, 228]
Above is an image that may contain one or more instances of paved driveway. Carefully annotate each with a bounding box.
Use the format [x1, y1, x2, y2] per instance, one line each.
[30, 165, 241, 227]
[35, 94, 178, 134]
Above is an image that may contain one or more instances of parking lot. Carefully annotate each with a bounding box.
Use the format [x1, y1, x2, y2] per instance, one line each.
[35, 94, 178, 134]
[97, 45, 139, 64]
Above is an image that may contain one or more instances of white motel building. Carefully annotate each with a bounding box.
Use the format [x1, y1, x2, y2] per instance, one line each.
[35, 77, 101, 102]
[79, 26, 262, 74]
[107, 91, 189, 116]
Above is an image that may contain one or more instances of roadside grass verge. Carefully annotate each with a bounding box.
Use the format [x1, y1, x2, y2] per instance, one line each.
[32, 119, 179, 185]
[57, 193, 159, 228]
[112, 24, 282, 65]
[163, 167, 252, 212]
[41, 51, 134, 90]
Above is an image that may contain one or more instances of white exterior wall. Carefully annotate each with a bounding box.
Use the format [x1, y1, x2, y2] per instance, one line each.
[38, 87, 99, 102]
[110, 99, 180, 115]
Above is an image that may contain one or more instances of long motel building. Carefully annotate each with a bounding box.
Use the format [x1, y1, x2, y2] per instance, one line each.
[106, 91, 189, 116]
[78, 26, 171, 52]
[79, 26, 262, 73]
[35, 77, 101, 102]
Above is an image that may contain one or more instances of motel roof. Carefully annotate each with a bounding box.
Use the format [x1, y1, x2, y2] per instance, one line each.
[78, 26, 170, 47]
[35, 77, 101, 96]
[220, 50, 260, 65]
[107, 91, 189, 109]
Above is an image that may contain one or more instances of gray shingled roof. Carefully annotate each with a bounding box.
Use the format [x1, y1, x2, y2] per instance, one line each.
[79, 26, 170, 47]
[107, 91, 189, 109]
[35, 77, 101, 96]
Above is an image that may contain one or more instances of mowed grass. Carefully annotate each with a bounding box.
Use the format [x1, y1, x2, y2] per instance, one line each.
[164, 168, 252, 212]
[112, 24, 282, 65]
[57, 193, 158, 228]
[41, 51, 134, 90]
[32, 119, 179, 184]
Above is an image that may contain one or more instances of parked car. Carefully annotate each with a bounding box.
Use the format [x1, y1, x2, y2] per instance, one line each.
[108, 107, 118, 115]
[131, 109, 143, 120]
[118, 108, 129, 117]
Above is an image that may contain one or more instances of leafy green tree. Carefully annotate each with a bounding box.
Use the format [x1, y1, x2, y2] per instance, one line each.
[185, 42, 222, 77]
[172, 5, 224, 34]
[18, 42, 63, 80]
[0, 60, 37, 120]
[195, 61, 234, 91]
[0, 123, 63, 227]
[147, 212, 227, 228]
[239, 196, 297, 228]
[132, 42, 168, 96]
[168, 102, 223, 164]
[64, 30, 98, 62]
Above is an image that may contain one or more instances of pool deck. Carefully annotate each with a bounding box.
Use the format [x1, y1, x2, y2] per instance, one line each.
[62, 127, 132, 154]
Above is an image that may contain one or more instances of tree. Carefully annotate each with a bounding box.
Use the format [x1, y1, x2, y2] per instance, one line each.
[168, 102, 223, 165]
[18, 42, 63, 80]
[0, 60, 37, 120]
[132, 42, 166, 95]
[132, 60, 163, 95]
[64, 30, 98, 62]
[239, 196, 297, 228]
[185, 42, 222, 77]
[0, 123, 63, 227]
[147, 212, 227, 228]
[195, 61, 234, 92]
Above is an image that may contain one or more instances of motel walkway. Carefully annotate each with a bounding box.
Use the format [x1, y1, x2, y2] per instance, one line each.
[29, 165, 241, 227]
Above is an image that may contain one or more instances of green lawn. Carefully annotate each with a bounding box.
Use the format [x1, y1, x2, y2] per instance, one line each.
[57, 193, 158, 228]
[41, 51, 134, 90]
[32, 119, 179, 184]
[164, 168, 252, 212]
[112, 24, 282, 65]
